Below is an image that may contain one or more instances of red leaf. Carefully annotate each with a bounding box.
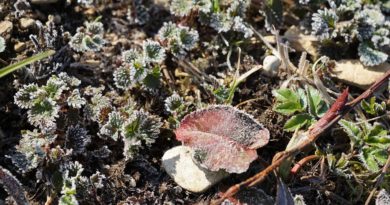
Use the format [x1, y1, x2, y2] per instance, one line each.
[175, 105, 270, 173]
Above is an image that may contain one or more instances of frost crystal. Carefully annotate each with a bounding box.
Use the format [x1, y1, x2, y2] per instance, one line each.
[0, 36, 5, 53]
[142, 40, 166, 64]
[232, 16, 253, 38]
[67, 90, 86, 109]
[69, 20, 105, 52]
[14, 84, 39, 109]
[99, 111, 124, 141]
[121, 110, 162, 160]
[170, 0, 193, 17]
[164, 92, 184, 113]
[127, 0, 150, 25]
[113, 66, 133, 89]
[122, 49, 141, 64]
[27, 98, 59, 130]
[210, 13, 233, 33]
[66, 125, 91, 154]
[311, 8, 338, 40]
[358, 42, 388, 66]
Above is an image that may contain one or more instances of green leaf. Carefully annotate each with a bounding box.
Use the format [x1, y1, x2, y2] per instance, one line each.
[360, 146, 388, 172]
[365, 123, 390, 149]
[0, 50, 55, 78]
[283, 114, 314, 132]
[339, 119, 362, 147]
[306, 86, 328, 117]
[361, 97, 386, 116]
[273, 88, 304, 115]
[143, 66, 161, 89]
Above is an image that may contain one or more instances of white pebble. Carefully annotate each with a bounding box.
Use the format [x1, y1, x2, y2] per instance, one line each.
[262, 55, 281, 77]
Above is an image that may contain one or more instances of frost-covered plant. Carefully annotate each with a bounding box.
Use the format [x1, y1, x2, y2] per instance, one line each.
[339, 120, 390, 172]
[59, 161, 84, 205]
[0, 36, 5, 53]
[14, 73, 83, 131]
[308, 1, 389, 66]
[114, 40, 165, 90]
[311, 7, 338, 40]
[127, 0, 150, 25]
[169, 0, 253, 38]
[273, 86, 329, 132]
[164, 92, 184, 114]
[69, 21, 105, 52]
[121, 110, 162, 160]
[65, 125, 91, 155]
[157, 22, 199, 58]
[0, 166, 28, 205]
[9, 130, 56, 172]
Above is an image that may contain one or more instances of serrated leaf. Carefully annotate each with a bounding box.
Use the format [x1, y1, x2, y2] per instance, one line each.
[306, 86, 328, 117]
[273, 88, 305, 115]
[339, 119, 362, 147]
[365, 123, 390, 149]
[175, 105, 270, 173]
[360, 146, 388, 172]
[283, 114, 314, 132]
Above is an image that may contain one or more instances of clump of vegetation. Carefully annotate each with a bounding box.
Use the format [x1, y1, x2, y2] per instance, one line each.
[1, 0, 389, 204]
[69, 20, 105, 52]
[308, 1, 389, 66]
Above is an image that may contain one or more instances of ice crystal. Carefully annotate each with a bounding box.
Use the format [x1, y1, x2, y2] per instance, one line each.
[113, 66, 133, 89]
[66, 125, 91, 155]
[99, 111, 124, 141]
[13, 130, 56, 172]
[142, 40, 166, 64]
[67, 90, 86, 109]
[170, 0, 193, 17]
[14, 84, 39, 109]
[210, 13, 233, 33]
[311, 8, 339, 40]
[232, 16, 253, 38]
[27, 98, 59, 130]
[121, 110, 162, 160]
[122, 49, 141, 64]
[164, 92, 184, 113]
[127, 0, 150, 25]
[0, 36, 5, 53]
[358, 42, 388, 66]
[69, 21, 105, 52]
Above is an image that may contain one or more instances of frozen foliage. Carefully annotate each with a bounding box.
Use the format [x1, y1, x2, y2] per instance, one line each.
[157, 22, 199, 58]
[0, 166, 28, 205]
[308, 1, 389, 66]
[127, 0, 150, 25]
[168, 0, 252, 38]
[175, 105, 270, 173]
[0, 36, 5, 53]
[114, 41, 166, 90]
[376, 189, 390, 205]
[99, 111, 124, 141]
[164, 92, 184, 113]
[67, 90, 86, 109]
[69, 21, 105, 52]
[143, 40, 166, 64]
[358, 42, 388, 67]
[65, 125, 91, 155]
[15, 73, 82, 131]
[59, 161, 84, 205]
[170, 0, 193, 17]
[311, 8, 338, 40]
[122, 110, 162, 160]
[12, 130, 56, 172]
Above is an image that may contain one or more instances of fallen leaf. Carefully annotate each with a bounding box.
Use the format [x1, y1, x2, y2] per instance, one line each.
[175, 105, 270, 173]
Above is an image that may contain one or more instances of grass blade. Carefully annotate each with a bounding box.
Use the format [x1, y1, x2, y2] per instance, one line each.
[0, 50, 55, 78]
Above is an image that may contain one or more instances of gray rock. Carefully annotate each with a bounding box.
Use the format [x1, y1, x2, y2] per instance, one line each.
[162, 146, 228, 193]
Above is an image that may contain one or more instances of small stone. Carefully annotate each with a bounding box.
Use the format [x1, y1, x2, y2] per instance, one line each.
[0, 21, 13, 36]
[162, 146, 228, 193]
[31, 0, 58, 4]
[14, 42, 26, 53]
[262, 55, 281, 77]
[331, 60, 390, 89]
[20, 18, 35, 29]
